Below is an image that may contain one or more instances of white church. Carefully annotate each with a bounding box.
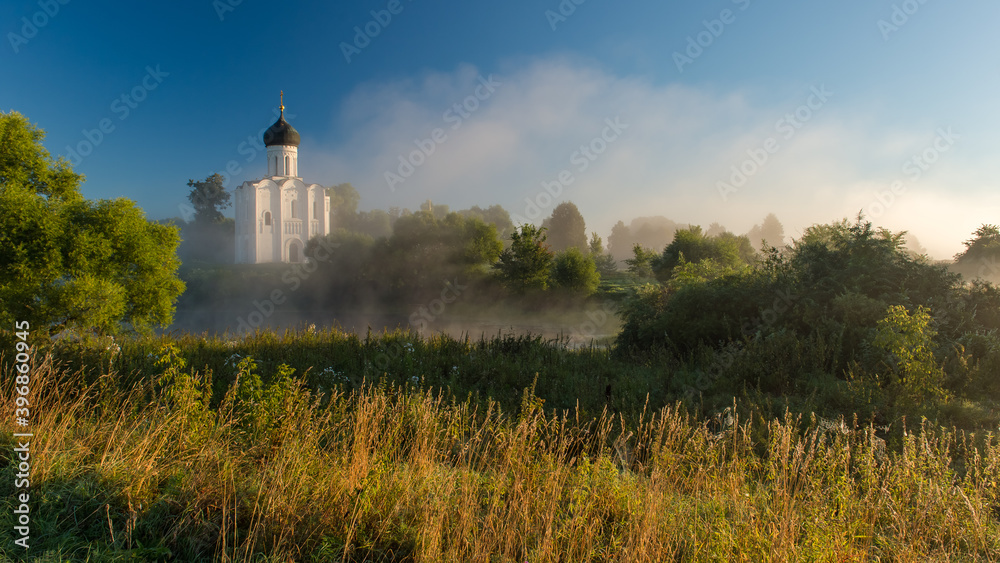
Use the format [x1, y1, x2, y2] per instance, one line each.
[234, 94, 331, 264]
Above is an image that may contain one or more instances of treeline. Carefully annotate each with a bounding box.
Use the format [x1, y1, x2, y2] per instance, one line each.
[176, 178, 803, 312]
[616, 215, 1000, 429]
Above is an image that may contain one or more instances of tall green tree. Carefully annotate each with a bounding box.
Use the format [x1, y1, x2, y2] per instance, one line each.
[495, 224, 554, 293]
[186, 173, 231, 224]
[543, 201, 587, 252]
[0, 110, 185, 337]
[624, 244, 657, 280]
[607, 220, 631, 263]
[551, 247, 600, 295]
[588, 232, 618, 276]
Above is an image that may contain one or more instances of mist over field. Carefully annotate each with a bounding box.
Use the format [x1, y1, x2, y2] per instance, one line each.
[6, 1, 1000, 559]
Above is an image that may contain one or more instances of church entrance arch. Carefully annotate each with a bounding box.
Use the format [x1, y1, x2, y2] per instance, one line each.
[287, 239, 303, 263]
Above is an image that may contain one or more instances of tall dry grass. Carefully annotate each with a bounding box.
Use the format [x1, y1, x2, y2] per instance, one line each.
[1, 345, 999, 561]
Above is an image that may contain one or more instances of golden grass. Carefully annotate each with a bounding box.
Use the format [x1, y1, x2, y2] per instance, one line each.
[2, 349, 999, 562]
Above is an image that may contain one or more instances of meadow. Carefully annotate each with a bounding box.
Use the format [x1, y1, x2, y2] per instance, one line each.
[1, 327, 998, 561]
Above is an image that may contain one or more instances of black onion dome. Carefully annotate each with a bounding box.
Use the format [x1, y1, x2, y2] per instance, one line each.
[263, 110, 300, 147]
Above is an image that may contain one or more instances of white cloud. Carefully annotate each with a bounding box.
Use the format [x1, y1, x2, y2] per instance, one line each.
[309, 56, 989, 260]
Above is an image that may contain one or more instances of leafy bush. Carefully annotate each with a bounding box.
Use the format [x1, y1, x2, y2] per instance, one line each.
[550, 247, 600, 295]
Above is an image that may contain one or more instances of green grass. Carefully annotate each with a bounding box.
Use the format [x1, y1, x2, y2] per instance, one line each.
[1, 328, 999, 561]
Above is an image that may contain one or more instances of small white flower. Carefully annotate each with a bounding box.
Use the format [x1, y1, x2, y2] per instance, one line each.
[410, 375, 420, 385]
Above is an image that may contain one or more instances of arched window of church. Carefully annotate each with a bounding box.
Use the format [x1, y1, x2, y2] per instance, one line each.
[290, 200, 296, 219]
[313, 201, 318, 219]
[284, 155, 289, 175]
[264, 211, 271, 226]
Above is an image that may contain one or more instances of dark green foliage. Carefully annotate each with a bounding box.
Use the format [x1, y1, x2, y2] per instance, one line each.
[616, 216, 1000, 426]
[0, 111, 185, 337]
[651, 225, 753, 281]
[589, 232, 619, 276]
[543, 201, 588, 252]
[186, 173, 231, 225]
[624, 244, 657, 280]
[495, 224, 554, 293]
[550, 247, 600, 295]
[459, 204, 515, 240]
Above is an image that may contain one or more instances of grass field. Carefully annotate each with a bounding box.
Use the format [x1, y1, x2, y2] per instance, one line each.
[1, 328, 999, 561]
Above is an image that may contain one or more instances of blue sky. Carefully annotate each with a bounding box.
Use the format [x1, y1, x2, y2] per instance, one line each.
[3, 0, 998, 258]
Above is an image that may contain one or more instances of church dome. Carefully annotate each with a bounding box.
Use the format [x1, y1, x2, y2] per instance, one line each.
[263, 111, 300, 147]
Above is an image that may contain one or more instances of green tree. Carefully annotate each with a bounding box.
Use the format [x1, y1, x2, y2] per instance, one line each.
[495, 224, 554, 293]
[953, 224, 1000, 281]
[607, 220, 631, 263]
[186, 173, 231, 224]
[873, 305, 947, 404]
[588, 231, 618, 276]
[327, 182, 360, 228]
[543, 201, 587, 252]
[652, 226, 751, 281]
[551, 248, 600, 295]
[459, 204, 514, 240]
[0, 111, 185, 337]
[624, 244, 657, 280]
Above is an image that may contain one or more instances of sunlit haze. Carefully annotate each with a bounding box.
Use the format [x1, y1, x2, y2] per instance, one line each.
[5, 0, 999, 259]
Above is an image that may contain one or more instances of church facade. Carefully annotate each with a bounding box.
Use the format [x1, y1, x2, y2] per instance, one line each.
[234, 96, 331, 264]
